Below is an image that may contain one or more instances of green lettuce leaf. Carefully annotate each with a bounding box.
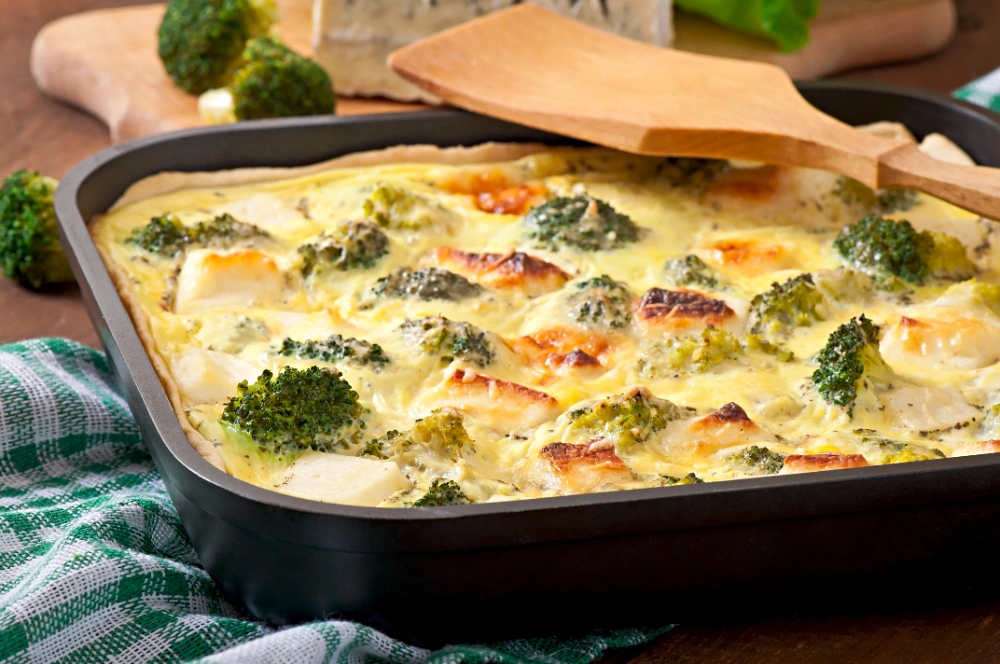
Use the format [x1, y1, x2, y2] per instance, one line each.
[675, 0, 821, 52]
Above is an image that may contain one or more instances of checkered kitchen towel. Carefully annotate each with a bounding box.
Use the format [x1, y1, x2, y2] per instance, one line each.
[0, 338, 674, 663]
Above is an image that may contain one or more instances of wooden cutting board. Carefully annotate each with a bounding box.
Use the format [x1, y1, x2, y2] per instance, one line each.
[31, 0, 957, 145]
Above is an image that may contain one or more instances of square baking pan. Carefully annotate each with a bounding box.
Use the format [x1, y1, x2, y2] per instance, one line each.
[54, 80, 1000, 645]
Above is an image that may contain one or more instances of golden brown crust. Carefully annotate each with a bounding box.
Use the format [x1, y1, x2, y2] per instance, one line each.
[90, 143, 551, 470]
[783, 453, 869, 473]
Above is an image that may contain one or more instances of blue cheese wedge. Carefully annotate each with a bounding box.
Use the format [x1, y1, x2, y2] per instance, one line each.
[92, 132, 1000, 508]
[312, 0, 674, 102]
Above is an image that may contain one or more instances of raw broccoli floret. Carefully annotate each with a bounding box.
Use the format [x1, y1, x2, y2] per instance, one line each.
[126, 213, 267, 257]
[812, 315, 891, 417]
[639, 325, 744, 377]
[362, 409, 471, 463]
[198, 36, 335, 123]
[568, 386, 689, 450]
[834, 215, 975, 285]
[522, 195, 641, 251]
[663, 254, 719, 289]
[371, 267, 482, 301]
[220, 366, 365, 457]
[0, 170, 73, 288]
[661, 472, 704, 486]
[833, 177, 918, 214]
[412, 479, 470, 507]
[158, 0, 277, 94]
[279, 334, 389, 369]
[728, 445, 786, 475]
[747, 274, 826, 339]
[298, 221, 388, 276]
[401, 316, 494, 368]
[566, 275, 633, 329]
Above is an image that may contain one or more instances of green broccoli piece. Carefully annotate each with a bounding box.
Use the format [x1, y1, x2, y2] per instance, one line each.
[874, 439, 945, 464]
[747, 274, 826, 339]
[657, 158, 728, 190]
[371, 267, 482, 301]
[199, 36, 335, 123]
[812, 315, 891, 417]
[742, 334, 794, 363]
[663, 254, 720, 289]
[661, 472, 704, 486]
[728, 445, 786, 475]
[812, 268, 875, 304]
[834, 215, 975, 285]
[363, 409, 472, 463]
[0, 170, 73, 288]
[158, 0, 277, 94]
[522, 195, 641, 251]
[833, 177, 918, 214]
[568, 386, 689, 450]
[566, 275, 634, 329]
[279, 334, 389, 369]
[363, 184, 454, 231]
[298, 221, 389, 276]
[412, 479, 470, 507]
[220, 366, 365, 457]
[401, 316, 494, 368]
[639, 325, 744, 377]
[126, 213, 268, 257]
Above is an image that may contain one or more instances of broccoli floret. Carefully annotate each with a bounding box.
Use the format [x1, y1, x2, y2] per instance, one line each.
[834, 215, 975, 285]
[661, 472, 704, 486]
[567, 275, 633, 329]
[639, 325, 744, 377]
[0, 170, 73, 288]
[873, 439, 945, 464]
[568, 386, 689, 450]
[401, 316, 494, 368]
[199, 36, 335, 123]
[743, 334, 795, 362]
[833, 177, 918, 214]
[279, 334, 389, 369]
[728, 445, 786, 475]
[362, 184, 454, 231]
[363, 409, 472, 463]
[126, 213, 267, 257]
[412, 479, 470, 507]
[298, 221, 388, 276]
[812, 268, 875, 303]
[220, 366, 365, 457]
[522, 195, 641, 251]
[663, 254, 719, 289]
[812, 315, 891, 417]
[747, 274, 826, 339]
[371, 267, 482, 301]
[158, 0, 277, 94]
[657, 158, 728, 190]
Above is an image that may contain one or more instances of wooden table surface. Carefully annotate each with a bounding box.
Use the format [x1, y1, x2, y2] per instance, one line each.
[5, 0, 1000, 661]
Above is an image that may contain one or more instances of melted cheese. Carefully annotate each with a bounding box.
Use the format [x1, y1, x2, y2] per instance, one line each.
[92, 141, 1000, 507]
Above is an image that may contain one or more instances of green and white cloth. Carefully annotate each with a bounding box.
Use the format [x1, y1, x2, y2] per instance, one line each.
[0, 339, 674, 663]
[955, 69, 1000, 113]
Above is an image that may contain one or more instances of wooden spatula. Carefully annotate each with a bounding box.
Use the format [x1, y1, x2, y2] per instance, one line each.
[389, 3, 1000, 219]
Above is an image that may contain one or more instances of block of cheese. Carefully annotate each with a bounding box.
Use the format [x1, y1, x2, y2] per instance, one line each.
[312, 0, 674, 103]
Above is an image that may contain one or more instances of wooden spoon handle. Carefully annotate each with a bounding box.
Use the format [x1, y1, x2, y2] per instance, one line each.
[879, 143, 1000, 220]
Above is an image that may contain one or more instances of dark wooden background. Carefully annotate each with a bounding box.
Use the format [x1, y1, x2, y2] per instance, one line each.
[4, 1, 1000, 661]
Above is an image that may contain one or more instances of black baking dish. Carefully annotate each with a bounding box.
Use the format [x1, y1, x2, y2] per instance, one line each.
[54, 81, 1000, 645]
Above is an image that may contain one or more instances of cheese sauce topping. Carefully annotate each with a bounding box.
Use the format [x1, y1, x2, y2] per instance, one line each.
[92, 143, 1000, 507]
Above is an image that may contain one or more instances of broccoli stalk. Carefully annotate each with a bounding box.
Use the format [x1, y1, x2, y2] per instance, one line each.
[0, 170, 73, 289]
[812, 315, 893, 417]
[220, 366, 366, 457]
[834, 215, 975, 286]
[199, 36, 335, 123]
[158, 0, 278, 94]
